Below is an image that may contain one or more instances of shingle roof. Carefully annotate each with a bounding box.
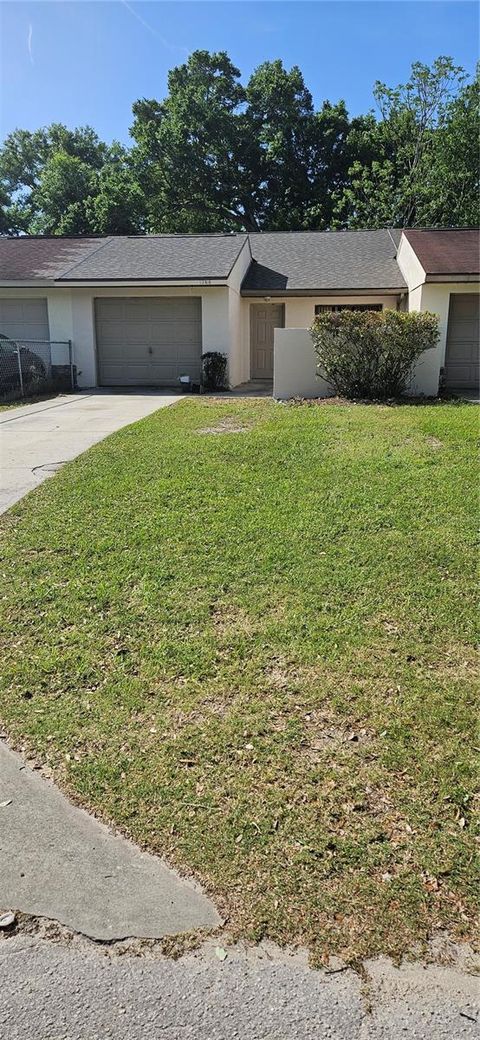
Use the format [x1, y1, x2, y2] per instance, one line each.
[403, 228, 479, 276]
[243, 229, 406, 293]
[0, 237, 104, 281]
[6, 227, 476, 289]
[59, 234, 248, 281]
[0, 234, 248, 282]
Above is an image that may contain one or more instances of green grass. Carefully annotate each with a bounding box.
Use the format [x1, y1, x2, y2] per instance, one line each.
[0, 398, 478, 963]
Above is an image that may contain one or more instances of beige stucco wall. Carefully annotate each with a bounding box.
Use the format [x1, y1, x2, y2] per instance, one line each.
[396, 233, 479, 395]
[0, 284, 233, 389]
[396, 235, 426, 295]
[272, 279, 479, 400]
[227, 239, 252, 386]
[239, 295, 399, 385]
[410, 282, 480, 395]
[274, 328, 332, 400]
[0, 286, 73, 369]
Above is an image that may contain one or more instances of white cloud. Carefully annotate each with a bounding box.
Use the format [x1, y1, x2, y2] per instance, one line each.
[27, 22, 34, 66]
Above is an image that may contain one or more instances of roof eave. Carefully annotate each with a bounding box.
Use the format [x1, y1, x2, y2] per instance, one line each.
[240, 286, 406, 297]
[58, 277, 230, 286]
[0, 280, 58, 288]
[424, 273, 479, 283]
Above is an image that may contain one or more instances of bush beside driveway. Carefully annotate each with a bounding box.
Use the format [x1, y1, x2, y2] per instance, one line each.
[0, 397, 477, 964]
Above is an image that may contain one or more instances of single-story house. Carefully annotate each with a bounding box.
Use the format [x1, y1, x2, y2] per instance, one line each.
[0, 227, 478, 397]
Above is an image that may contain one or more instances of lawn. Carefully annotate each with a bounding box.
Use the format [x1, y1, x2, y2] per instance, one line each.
[0, 397, 478, 964]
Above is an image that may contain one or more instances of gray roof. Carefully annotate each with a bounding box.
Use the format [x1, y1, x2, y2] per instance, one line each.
[244, 229, 405, 293]
[0, 229, 406, 290]
[0, 237, 104, 281]
[59, 234, 248, 281]
[0, 234, 248, 282]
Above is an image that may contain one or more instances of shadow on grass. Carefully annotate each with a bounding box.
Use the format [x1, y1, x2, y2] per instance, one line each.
[284, 394, 476, 408]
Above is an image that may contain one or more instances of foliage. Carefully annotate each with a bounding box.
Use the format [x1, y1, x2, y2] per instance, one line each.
[0, 124, 144, 235]
[131, 51, 254, 232]
[201, 351, 229, 390]
[310, 309, 439, 399]
[0, 56, 478, 235]
[334, 58, 479, 228]
[419, 70, 480, 227]
[0, 399, 477, 964]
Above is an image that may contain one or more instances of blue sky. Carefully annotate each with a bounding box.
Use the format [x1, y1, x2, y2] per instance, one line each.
[1, 1, 478, 145]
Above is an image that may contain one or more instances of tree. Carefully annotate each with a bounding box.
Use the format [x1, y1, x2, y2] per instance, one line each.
[1, 54, 477, 236]
[30, 152, 95, 234]
[0, 124, 145, 235]
[131, 51, 257, 231]
[244, 60, 315, 228]
[85, 160, 147, 234]
[131, 53, 362, 232]
[334, 57, 472, 228]
[419, 68, 480, 226]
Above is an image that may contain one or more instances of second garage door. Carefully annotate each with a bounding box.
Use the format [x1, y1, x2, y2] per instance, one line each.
[444, 294, 479, 392]
[0, 298, 49, 342]
[96, 297, 202, 386]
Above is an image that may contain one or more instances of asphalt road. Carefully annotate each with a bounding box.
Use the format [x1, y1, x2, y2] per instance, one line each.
[1, 932, 478, 1040]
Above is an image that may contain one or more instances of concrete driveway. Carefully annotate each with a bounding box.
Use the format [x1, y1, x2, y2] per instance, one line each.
[0, 390, 180, 514]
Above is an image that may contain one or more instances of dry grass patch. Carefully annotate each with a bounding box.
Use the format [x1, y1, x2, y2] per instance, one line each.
[196, 417, 252, 435]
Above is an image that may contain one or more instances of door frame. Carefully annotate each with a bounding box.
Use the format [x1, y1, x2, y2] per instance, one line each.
[249, 302, 285, 380]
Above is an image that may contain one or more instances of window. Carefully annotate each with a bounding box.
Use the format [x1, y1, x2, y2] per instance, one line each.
[315, 304, 383, 314]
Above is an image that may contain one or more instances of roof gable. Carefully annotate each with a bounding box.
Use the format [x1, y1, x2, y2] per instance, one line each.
[242, 229, 406, 293]
[402, 229, 479, 276]
[58, 234, 248, 282]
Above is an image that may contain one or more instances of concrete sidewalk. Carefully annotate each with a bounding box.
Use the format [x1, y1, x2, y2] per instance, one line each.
[0, 742, 220, 940]
[0, 389, 180, 513]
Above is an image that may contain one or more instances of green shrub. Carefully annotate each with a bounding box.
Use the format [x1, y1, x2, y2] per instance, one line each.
[310, 309, 439, 399]
[202, 351, 229, 391]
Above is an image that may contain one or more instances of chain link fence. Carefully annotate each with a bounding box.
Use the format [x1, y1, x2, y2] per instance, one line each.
[0, 338, 75, 402]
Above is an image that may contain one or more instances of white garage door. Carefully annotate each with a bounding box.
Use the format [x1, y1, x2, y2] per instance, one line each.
[444, 294, 479, 391]
[0, 298, 49, 342]
[95, 297, 202, 387]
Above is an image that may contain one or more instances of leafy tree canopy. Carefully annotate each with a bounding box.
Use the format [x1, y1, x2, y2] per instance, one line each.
[0, 54, 478, 235]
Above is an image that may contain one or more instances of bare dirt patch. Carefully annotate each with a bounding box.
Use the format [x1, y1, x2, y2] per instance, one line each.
[209, 602, 257, 639]
[197, 418, 251, 435]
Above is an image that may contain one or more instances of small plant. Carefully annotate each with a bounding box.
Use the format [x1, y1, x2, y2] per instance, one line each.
[202, 351, 228, 391]
[310, 309, 439, 399]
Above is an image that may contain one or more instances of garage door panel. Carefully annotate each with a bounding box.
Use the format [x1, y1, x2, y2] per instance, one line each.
[123, 299, 155, 319]
[445, 294, 479, 391]
[148, 298, 201, 320]
[173, 321, 202, 345]
[96, 299, 126, 320]
[448, 319, 477, 338]
[450, 295, 478, 319]
[100, 362, 154, 384]
[0, 297, 49, 343]
[122, 322, 153, 347]
[450, 361, 479, 384]
[95, 297, 202, 386]
[148, 322, 201, 348]
[95, 321, 128, 346]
